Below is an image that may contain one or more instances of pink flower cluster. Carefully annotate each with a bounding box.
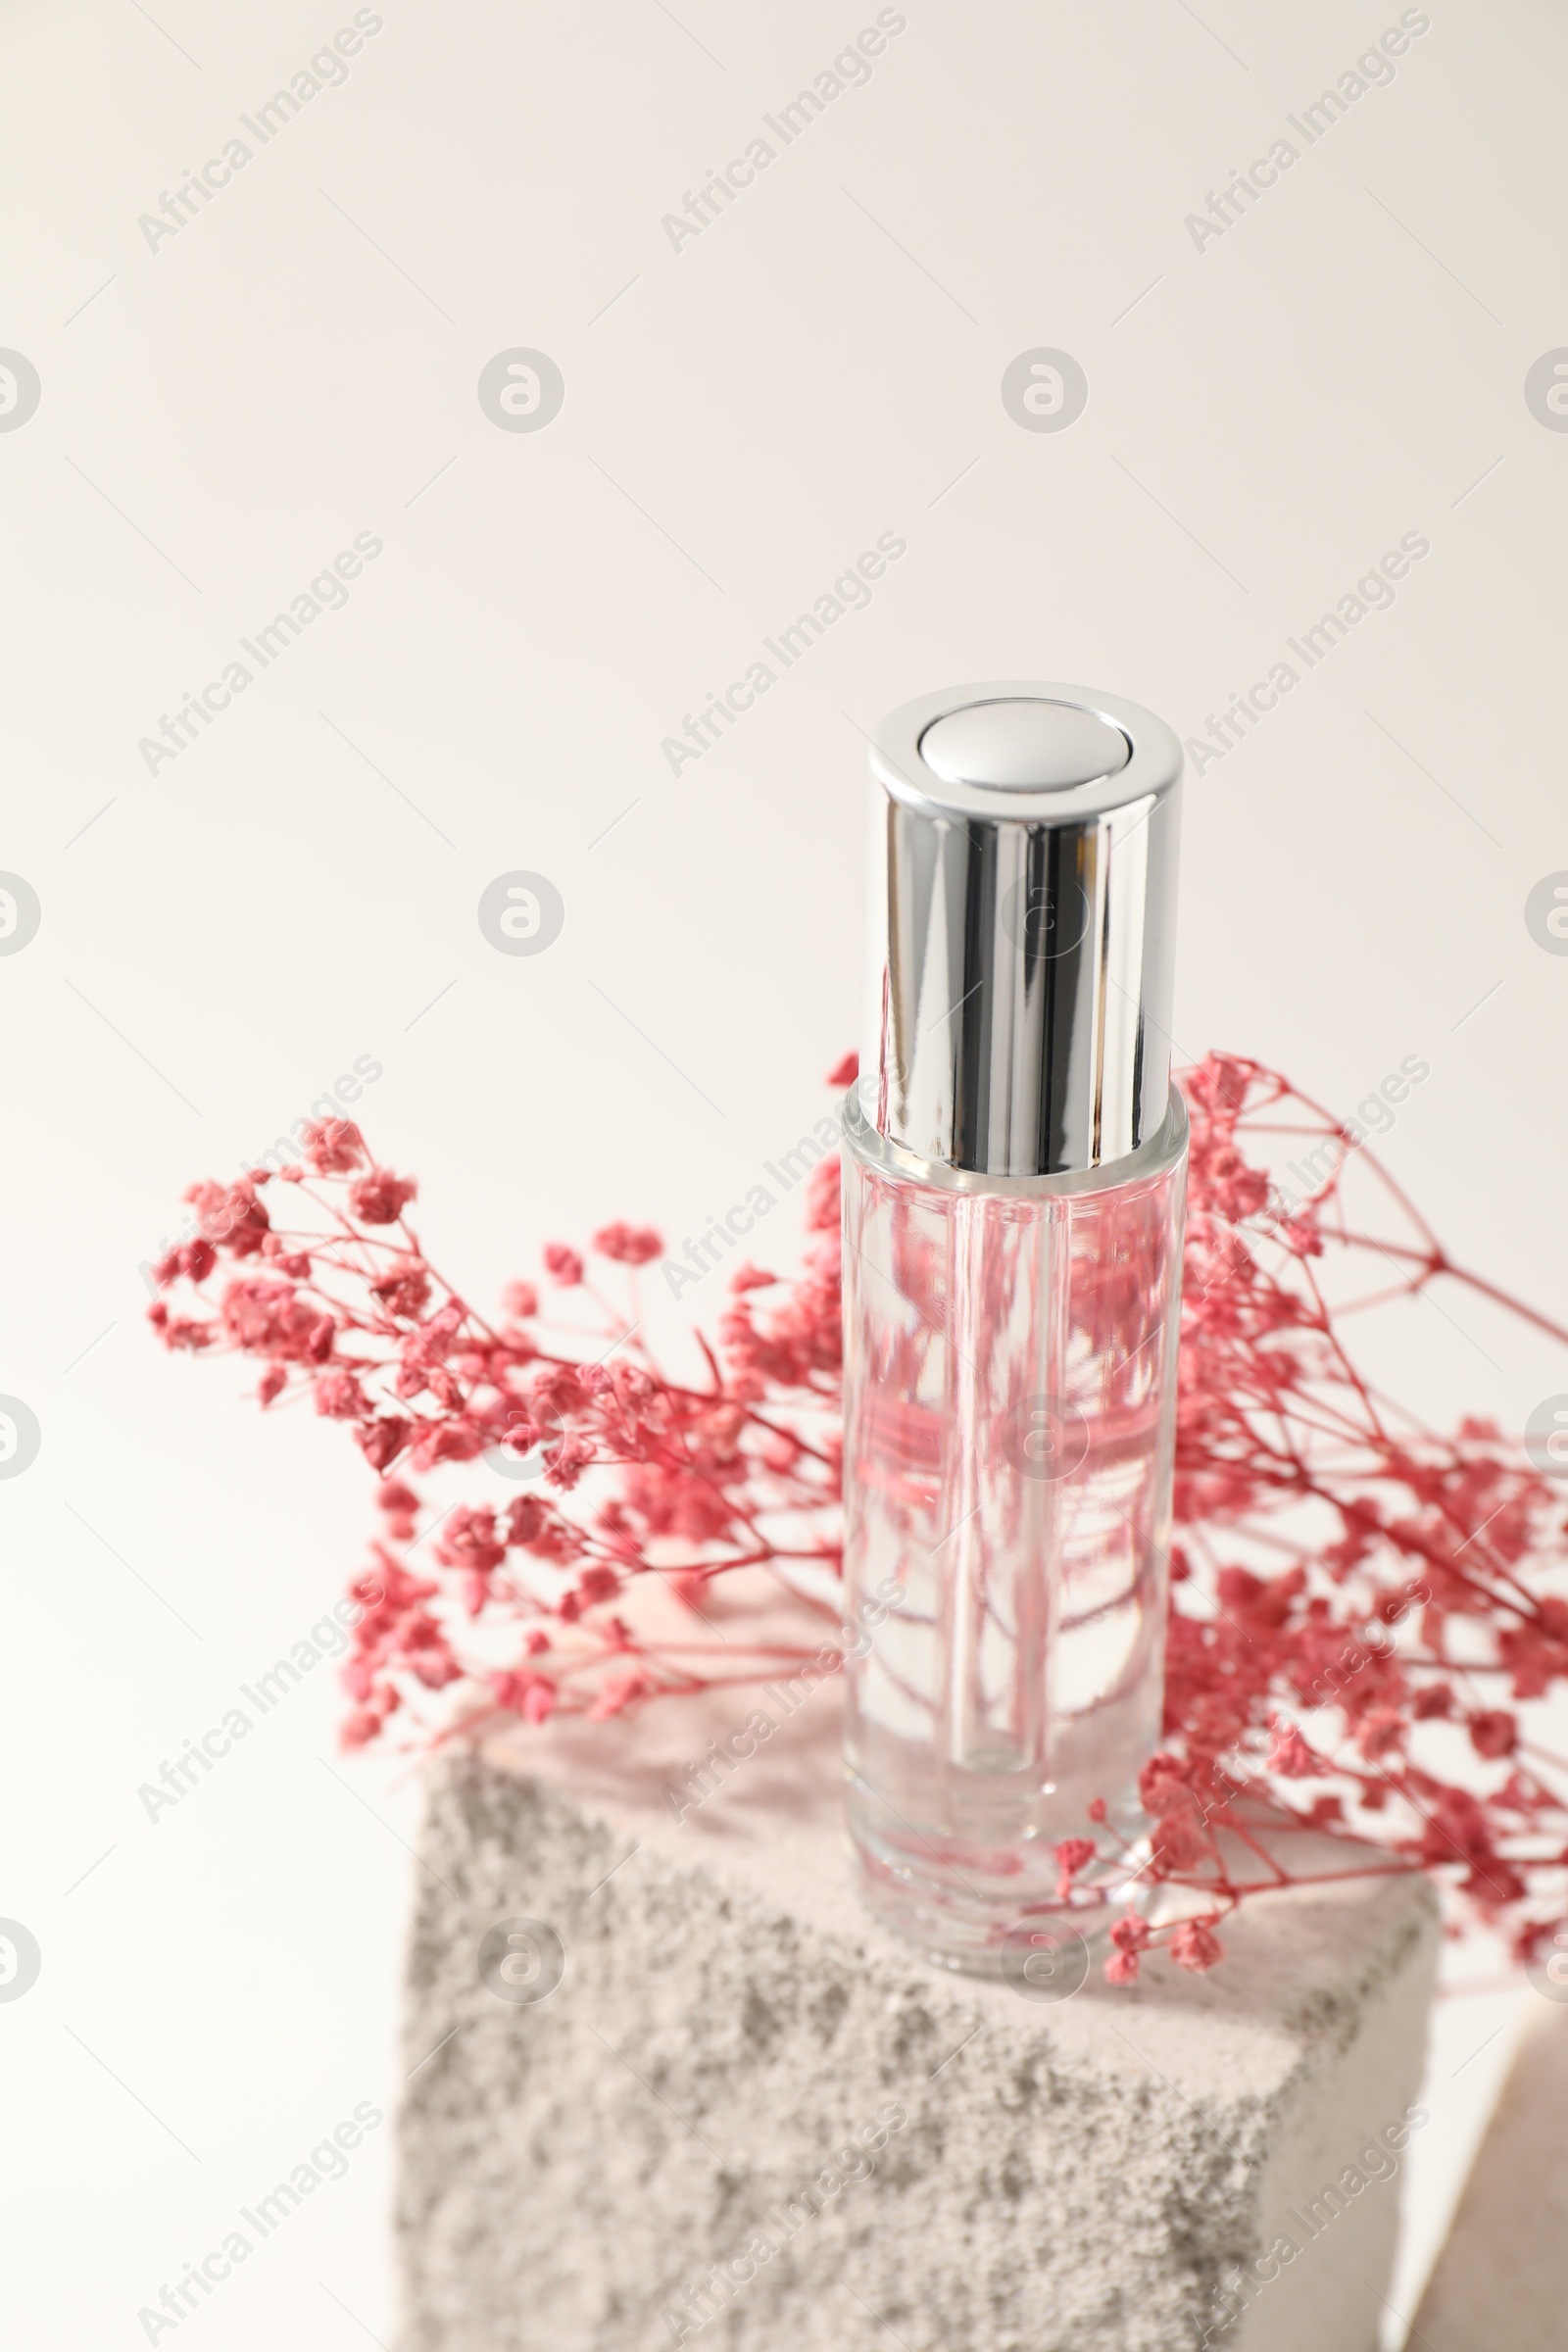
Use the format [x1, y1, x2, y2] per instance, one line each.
[149, 1052, 1568, 1984]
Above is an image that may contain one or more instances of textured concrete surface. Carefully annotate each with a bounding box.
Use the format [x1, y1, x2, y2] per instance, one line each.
[397, 1688, 1437, 2352]
[1411, 1997, 1568, 2352]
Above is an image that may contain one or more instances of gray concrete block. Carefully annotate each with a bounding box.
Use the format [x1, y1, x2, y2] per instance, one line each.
[397, 1688, 1437, 2352]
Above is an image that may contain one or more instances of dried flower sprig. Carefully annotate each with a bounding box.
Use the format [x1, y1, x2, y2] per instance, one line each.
[149, 1053, 1568, 1982]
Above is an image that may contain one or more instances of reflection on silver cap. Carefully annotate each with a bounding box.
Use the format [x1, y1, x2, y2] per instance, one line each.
[862, 682, 1183, 1178]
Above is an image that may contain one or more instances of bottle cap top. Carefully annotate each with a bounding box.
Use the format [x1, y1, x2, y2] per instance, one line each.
[918, 698, 1131, 793]
[861, 681, 1183, 1177]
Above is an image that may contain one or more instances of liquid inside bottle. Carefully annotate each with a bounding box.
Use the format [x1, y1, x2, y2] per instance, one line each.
[841, 1085, 1188, 1970]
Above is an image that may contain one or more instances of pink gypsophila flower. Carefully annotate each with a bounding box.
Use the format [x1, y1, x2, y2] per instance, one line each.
[149, 1055, 1568, 1988]
[592, 1223, 663, 1266]
[301, 1118, 366, 1173]
[350, 1169, 418, 1225]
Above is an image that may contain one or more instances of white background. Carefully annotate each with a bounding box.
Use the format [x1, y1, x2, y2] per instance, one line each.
[1, 0, 1564, 2342]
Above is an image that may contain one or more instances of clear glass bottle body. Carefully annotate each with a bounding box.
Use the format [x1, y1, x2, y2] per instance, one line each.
[841, 1085, 1188, 1970]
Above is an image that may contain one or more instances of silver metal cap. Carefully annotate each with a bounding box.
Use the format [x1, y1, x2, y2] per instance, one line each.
[861, 681, 1183, 1177]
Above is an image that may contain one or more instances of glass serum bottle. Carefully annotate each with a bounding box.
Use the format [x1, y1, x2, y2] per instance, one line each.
[841, 684, 1188, 1971]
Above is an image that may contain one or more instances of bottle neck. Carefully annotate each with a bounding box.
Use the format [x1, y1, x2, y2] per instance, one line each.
[841, 1080, 1189, 1200]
